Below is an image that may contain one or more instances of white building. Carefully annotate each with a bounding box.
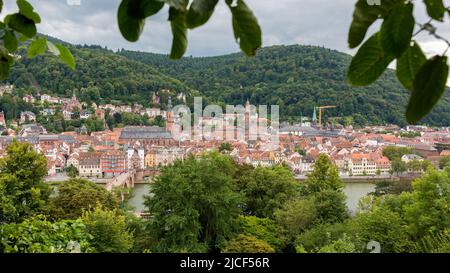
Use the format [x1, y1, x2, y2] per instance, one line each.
[401, 154, 424, 164]
[346, 157, 378, 176]
[78, 154, 102, 178]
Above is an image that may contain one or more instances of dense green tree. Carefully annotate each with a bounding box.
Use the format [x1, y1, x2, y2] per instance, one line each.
[0, 141, 50, 224]
[144, 152, 242, 253]
[274, 199, 317, 250]
[0, 94, 37, 121]
[403, 168, 450, 238]
[125, 213, 154, 253]
[439, 155, 450, 169]
[65, 165, 78, 179]
[219, 142, 233, 153]
[315, 234, 357, 253]
[0, 215, 93, 253]
[152, 115, 165, 127]
[301, 154, 348, 224]
[81, 206, 133, 253]
[222, 234, 275, 253]
[311, 189, 349, 225]
[80, 86, 101, 104]
[236, 165, 298, 218]
[390, 159, 407, 175]
[303, 154, 344, 194]
[106, 115, 115, 130]
[352, 167, 450, 253]
[295, 220, 358, 253]
[48, 178, 120, 220]
[354, 208, 410, 253]
[84, 117, 105, 133]
[411, 231, 450, 253]
[238, 215, 284, 252]
[382, 146, 415, 161]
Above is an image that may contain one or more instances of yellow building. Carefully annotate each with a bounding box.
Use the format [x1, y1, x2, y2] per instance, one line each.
[145, 151, 157, 168]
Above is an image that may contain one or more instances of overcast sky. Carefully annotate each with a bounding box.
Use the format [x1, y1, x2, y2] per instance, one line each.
[2, 0, 450, 57]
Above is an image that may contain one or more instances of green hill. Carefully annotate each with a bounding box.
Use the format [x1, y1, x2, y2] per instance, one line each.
[120, 45, 450, 127]
[6, 44, 197, 108]
[2, 40, 449, 127]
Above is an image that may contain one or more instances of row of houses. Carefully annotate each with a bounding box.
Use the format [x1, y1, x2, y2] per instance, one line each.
[1, 119, 450, 178]
[65, 146, 186, 178]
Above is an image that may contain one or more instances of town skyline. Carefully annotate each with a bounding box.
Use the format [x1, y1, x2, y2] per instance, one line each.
[1, 85, 449, 201]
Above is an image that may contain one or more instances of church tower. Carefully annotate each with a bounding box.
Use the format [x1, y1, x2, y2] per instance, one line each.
[245, 99, 250, 141]
[166, 97, 174, 133]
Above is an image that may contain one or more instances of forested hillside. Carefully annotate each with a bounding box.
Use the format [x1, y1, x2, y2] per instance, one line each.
[6, 44, 196, 108]
[2, 40, 450, 126]
[120, 45, 450, 127]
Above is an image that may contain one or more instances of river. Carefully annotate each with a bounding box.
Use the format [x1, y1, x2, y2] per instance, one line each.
[128, 182, 376, 215]
[343, 182, 376, 214]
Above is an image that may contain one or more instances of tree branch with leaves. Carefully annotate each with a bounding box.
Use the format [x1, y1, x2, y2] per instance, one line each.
[0, 0, 75, 80]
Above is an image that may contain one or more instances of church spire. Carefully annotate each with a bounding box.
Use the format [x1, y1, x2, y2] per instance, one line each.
[166, 97, 174, 132]
[312, 107, 317, 124]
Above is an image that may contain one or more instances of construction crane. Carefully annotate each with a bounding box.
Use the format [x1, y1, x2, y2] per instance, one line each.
[317, 106, 336, 128]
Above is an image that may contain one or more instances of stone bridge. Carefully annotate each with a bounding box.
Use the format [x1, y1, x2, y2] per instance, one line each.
[105, 169, 160, 191]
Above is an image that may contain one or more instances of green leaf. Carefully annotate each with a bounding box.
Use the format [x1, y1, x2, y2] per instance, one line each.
[0, 47, 14, 80]
[46, 40, 59, 55]
[18, 34, 28, 42]
[423, 0, 446, 21]
[186, 0, 219, 29]
[348, 32, 395, 86]
[5, 13, 37, 38]
[163, 0, 188, 11]
[141, 0, 165, 18]
[406, 56, 449, 123]
[17, 0, 41, 23]
[0, 0, 3, 13]
[117, 0, 146, 42]
[227, 0, 262, 57]
[380, 3, 414, 57]
[122, 0, 164, 19]
[3, 30, 18, 52]
[169, 7, 188, 59]
[348, 0, 403, 49]
[28, 37, 47, 58]
[396, 42, 426, 90]
[55, 44, 75, 70]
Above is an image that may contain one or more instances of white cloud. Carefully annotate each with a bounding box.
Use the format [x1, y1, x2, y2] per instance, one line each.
[1, 0, 448, 57]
